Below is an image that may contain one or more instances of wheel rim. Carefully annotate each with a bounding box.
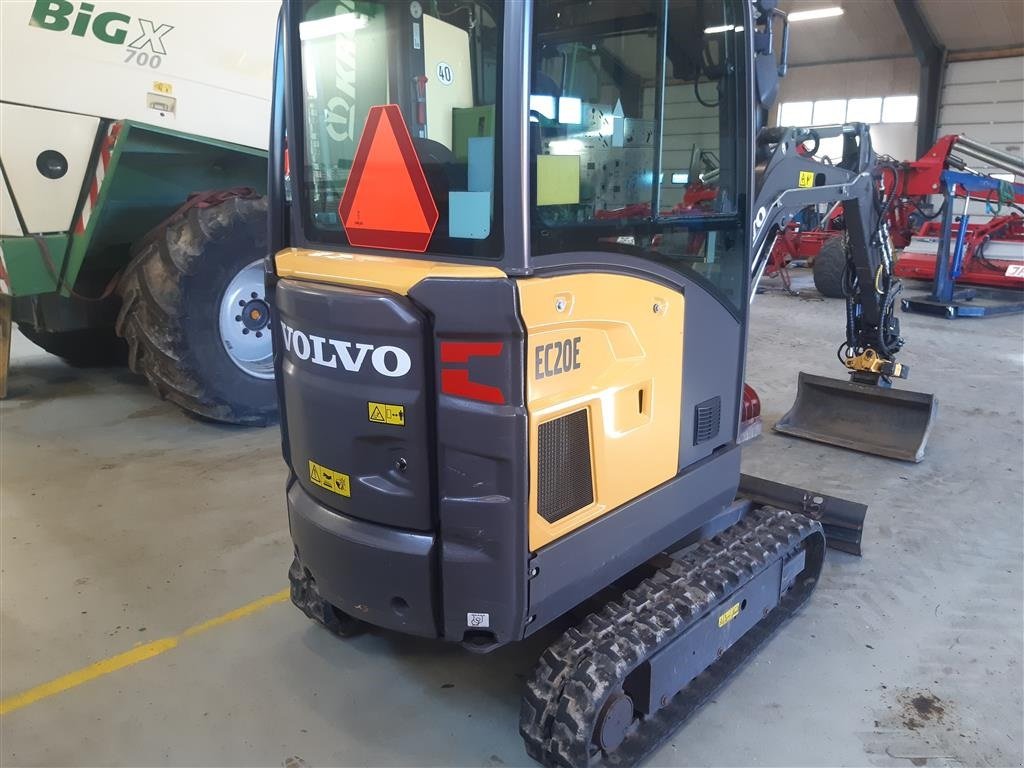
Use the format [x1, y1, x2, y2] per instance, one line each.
[218, 258, 274, 380]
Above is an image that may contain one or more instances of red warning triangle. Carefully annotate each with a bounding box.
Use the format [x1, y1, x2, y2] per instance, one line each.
[338, 105, 439, 253]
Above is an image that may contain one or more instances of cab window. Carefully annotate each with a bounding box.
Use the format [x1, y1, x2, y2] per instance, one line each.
[297, 0, 502, 258]
[529, 0, 748, 312]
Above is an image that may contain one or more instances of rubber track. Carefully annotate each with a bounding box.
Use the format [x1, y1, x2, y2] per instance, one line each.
[519, 506, 823, 767]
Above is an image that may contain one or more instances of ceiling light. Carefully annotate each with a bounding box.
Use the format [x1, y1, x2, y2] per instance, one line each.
[788, 6, 844, 22]
[529, 94, 556, 120]
[558, 96, 583, 125]
[299, 12, 368, 40]
[548, 139, 584, 156]
[704, 24, 735, 33]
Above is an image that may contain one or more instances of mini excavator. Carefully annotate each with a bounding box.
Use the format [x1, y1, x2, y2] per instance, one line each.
[267, 1, 933, 764]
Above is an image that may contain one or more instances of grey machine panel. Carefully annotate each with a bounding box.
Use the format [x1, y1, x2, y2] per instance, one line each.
[287, 478, 438, 637]
[677, 284, 741, 468]
[409, 278, 530, 646]
[275, 279, 433, 531]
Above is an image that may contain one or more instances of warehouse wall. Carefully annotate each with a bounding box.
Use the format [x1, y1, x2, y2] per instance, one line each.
[778, 58, 919, 101]
[772, 57, 920, 161]
[643, 83, 721, 208]
[937, 56, 1024, 221]
[938, 57, 1024, 170]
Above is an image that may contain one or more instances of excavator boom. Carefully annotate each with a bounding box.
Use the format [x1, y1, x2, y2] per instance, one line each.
[750, 122, 937, 461]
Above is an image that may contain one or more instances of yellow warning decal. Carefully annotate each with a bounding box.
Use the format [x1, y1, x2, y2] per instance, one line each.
[368, 401, 406, 426]
[308, 459, 351, 497]
[718, 601, 741, 628]
[798, 170, 815, 188]
[153, 81, 173, 94]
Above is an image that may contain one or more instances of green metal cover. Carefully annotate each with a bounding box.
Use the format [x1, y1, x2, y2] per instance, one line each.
[4, 121, 267, 298]
[0, 235, 68, 296]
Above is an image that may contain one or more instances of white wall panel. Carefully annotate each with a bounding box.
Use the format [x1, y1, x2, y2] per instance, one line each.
[938, 57, 1024, 168]
[937, 57, 1023, 221]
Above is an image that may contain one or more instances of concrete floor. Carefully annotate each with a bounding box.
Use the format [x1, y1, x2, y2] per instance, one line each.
[2, 275, 1022, 767]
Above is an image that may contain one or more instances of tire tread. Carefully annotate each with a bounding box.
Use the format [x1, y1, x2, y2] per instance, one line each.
[115, 196, 274, 425]
[812, 235, 848, 298]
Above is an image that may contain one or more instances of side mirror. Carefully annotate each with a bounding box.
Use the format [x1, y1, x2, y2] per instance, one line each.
[752, 1, 790, 110]
[755, 53, 779, 111]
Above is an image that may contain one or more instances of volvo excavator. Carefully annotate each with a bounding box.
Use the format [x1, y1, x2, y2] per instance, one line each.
[267, 1, 935, 764]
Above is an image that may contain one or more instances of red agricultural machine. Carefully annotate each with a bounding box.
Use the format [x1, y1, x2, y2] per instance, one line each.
[763, 133, 1024, 315]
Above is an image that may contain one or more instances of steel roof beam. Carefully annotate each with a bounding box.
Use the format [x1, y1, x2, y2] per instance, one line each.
[893, 0, 946, 157]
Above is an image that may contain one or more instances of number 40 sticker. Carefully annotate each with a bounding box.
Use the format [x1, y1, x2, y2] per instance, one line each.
[436, 62, 454, 86]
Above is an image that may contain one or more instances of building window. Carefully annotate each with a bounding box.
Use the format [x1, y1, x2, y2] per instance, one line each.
[778, 100, 813, 126]
[846, 97, 882, 124]
[811, 99, 846, 125]
[778, 94, 919, 127]
[882, 95, 919, 123]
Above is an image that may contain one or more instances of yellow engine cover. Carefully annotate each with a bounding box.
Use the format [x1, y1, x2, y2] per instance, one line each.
[275, 247, 504, 293]
[518, 273, 684, 551]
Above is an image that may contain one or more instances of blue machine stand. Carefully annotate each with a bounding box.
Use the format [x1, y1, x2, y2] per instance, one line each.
[901, 170, 1024, 318]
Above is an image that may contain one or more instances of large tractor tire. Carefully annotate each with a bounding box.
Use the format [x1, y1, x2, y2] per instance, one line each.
[116, 195, 277, 426]
[15, 269, 127, 367]
[812, 235, 848, 299]
[18, 326, 127, 367]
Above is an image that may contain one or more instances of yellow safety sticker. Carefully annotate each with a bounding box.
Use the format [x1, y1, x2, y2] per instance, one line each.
[368, 401, 406, 426]
[308, 459, 351, 497]
[153, 81, 173, 95]
[798, 170, 815, 188]
[718, 601, 741, 628]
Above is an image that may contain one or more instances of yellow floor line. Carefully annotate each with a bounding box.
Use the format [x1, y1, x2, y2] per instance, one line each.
[0, 588, 290, 717]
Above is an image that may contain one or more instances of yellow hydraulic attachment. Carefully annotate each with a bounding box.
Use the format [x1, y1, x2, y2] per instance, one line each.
[843, 348, 907, 379]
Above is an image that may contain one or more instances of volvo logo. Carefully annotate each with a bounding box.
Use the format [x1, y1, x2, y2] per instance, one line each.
[280, 321, 411, 378]
[752, 205, 768, 242]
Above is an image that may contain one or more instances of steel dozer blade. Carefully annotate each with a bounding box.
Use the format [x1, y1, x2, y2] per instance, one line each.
[775, 371, 937, 462]
[738, 474, 867, 555]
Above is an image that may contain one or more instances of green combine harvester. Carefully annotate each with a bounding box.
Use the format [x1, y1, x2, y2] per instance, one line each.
[0, 0, 279, 423]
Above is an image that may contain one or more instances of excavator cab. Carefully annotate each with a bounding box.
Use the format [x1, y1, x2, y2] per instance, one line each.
[267, 2, 870, 764]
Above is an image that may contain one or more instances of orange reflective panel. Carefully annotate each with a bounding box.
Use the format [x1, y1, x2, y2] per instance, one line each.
[338, 104, 439, 252]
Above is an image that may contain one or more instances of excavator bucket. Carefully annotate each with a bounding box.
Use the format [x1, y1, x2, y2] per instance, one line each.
[775, 372, 938, 462]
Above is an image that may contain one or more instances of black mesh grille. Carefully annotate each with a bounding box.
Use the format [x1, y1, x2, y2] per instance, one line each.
[537, 409, 594, 523]
[694, 396, 722, 445]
